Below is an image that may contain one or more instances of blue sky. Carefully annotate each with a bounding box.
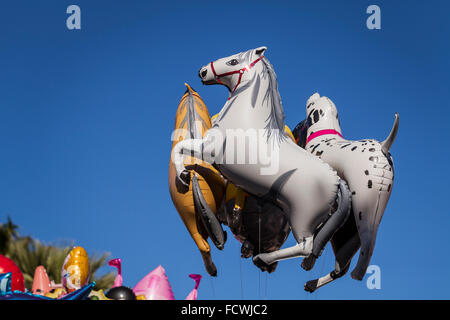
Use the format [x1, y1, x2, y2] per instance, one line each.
[0, 0, 449, 299]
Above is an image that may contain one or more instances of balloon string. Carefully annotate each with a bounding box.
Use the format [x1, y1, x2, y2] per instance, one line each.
[264, 273, 268, 300]
[209, 276, 216, 299]
[258, 206, 262, 300]
[239, 248, 244, 300]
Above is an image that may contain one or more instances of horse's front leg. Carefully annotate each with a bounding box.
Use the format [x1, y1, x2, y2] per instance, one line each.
[172, 138, 209, 187]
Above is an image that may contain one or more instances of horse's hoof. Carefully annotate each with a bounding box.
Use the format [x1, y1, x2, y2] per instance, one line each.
[179, 170, 191, 186]
[252, 255, 271, 272]
[304, 279, 318, 293]
[241, 240, 254, 258]
[266, 262, 278, 273]
[301, 255, 317, 271]
[175, 171, 190, 193]
[205, 263, 217, 277]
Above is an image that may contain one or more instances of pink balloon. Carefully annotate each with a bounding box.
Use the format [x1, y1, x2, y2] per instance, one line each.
[108, 258, 123, 287]
[185, 274, 202, 300]
[32, 266, 51, 295]
[133, 265, 175, 300]
[132, 266, 201, 300]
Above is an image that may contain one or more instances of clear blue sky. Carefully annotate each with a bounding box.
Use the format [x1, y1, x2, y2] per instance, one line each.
[0, 0, 449, 299]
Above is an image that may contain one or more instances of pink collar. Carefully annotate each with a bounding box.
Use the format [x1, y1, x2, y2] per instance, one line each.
[306, 129, 343, 145]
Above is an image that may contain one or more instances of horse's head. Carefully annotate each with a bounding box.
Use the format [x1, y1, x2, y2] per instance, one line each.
[198, 46, 267, 92]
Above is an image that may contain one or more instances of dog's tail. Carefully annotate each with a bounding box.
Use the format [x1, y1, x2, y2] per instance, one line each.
[381, 113, 399, 155]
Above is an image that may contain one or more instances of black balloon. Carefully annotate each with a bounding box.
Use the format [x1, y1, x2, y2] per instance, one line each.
[105, 286, 137, 300]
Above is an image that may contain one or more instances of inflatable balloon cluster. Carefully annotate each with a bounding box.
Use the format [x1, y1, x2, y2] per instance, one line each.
[0, 246, 202, 300]
[100, 258, 202, 300]
[169, 46, 399, 292]
[0, 249, 95, 300]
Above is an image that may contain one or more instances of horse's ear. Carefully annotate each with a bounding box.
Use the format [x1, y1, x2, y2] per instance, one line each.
[255, 46, 267, 56]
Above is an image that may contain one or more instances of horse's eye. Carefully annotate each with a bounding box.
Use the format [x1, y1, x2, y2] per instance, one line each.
[227, 59, 239, 66]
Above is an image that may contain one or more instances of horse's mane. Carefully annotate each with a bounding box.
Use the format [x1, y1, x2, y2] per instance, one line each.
[178, 90, 208, 139]
[215, 51, 287, 145]
[260, 56, 287, 144]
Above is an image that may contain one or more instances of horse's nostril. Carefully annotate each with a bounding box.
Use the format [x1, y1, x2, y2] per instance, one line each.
[200, 69, 207, 78]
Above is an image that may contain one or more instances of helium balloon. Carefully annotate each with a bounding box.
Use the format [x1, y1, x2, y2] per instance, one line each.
[105, 286, 136, 300]
[133, 265, 202, 300]
[292, 93, 398, 292]
[0, 272, 12, 296]
[61, 246, 90, 293]
[108, 258, 123, 287]
[173, 47, 351, 272]
[0, 274, 94, 300]
[169, 84, 292, 276]
[32, 266, 51, 295]
[185, 274, 202, 300]
[133, 265, 174, 300]
[32, 265, 63, 295]
[168, 83, 226, 277]
[0, 255, 24, 292]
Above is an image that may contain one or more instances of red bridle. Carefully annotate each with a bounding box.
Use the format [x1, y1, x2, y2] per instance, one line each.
[210, 56, 265, 93]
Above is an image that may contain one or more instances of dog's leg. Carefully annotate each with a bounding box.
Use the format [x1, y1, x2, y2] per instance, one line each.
[305, 232, 360, 293]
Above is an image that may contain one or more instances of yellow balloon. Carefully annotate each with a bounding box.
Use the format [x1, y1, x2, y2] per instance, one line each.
[61, 246, 90, 293]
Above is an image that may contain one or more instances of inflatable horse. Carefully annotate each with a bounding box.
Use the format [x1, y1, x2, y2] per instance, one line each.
[292, 93, 398, 292]
[172, 47, 352, 270]
[169, 84, 226, 276]
[169, 84, 291, 275]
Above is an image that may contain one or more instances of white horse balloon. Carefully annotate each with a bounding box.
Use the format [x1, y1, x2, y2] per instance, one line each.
[172, 47, 352, 270]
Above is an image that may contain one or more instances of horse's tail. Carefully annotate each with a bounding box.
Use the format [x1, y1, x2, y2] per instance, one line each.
[302, 179, 352, 271]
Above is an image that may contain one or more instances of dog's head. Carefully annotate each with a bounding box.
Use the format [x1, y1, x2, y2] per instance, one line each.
[293, 93, 343, 148]
[305, 93, 342, 137]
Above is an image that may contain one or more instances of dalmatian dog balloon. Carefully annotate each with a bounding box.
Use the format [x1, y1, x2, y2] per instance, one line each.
[293, 93, 399, 292]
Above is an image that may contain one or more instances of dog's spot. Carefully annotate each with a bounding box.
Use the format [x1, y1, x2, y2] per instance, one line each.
[352, 191, 356, 195]
[362, 148, 365, 152]
[369, 148, 375, 152]
[311, 144, 320, 153]
[341, 143, 351, 149]
[351, 146, 357, 151]
[365, 170, 369, 175]
[313, 110, 320, 123]
[368, 180, 372, 188]
[316, 151, 323, 156]
[369, 156, 378, 162]
[320, 109, 324, 116]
